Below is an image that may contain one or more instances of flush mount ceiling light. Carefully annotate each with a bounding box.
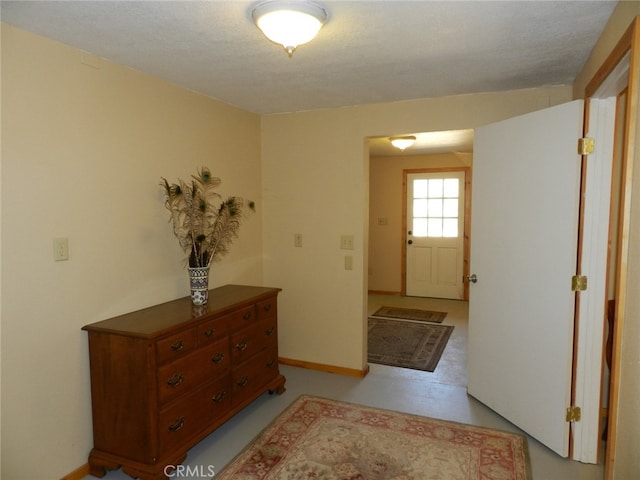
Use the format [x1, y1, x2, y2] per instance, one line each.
[252, 0, 328, 57]
[390, 136, 417, 150]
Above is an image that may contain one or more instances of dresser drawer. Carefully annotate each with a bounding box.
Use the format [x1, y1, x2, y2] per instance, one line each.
[156, 328, 197, 365]
[197, 314, 230, 345]
[229, 317, 277, 364]
[231, 345, 279, 406]
[157, 338, 230, 405]
[159, 376, 231, 456]
[231, 304, 256, 326]
[256, 296, 277, 321]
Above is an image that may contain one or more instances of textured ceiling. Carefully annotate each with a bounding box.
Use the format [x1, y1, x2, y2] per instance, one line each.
[1, 0, 617, 153]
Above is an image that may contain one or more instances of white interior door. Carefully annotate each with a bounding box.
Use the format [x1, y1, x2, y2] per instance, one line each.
[467, 100, 583, 457]
[406, 171, 465, 299]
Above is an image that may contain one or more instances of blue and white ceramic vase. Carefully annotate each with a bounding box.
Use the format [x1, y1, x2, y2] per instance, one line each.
[188, 266, 210, 305]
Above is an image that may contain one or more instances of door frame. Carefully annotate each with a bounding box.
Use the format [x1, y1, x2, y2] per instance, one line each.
[583, 16, 640, 480]
[401, 167, 471, 299]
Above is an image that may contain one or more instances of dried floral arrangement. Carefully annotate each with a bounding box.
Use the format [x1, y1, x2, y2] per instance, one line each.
[160, 167, 255, 268]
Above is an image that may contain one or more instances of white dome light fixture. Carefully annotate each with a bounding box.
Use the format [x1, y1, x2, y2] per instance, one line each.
[390, 136, 417, 151]
[252, 0, 327, 57]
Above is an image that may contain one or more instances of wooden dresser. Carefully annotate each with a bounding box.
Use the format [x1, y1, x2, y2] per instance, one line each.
[82, 284, 285, 480]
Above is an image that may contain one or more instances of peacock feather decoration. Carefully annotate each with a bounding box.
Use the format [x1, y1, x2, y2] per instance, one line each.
[161, 167, 255, 268]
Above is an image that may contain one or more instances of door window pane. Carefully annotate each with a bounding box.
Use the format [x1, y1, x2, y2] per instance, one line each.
[412, 176, 460, 238]
[414, 179, 429, 197]
[443, 218, 458, 237]
[427, 199, 443, 216]
[443, 199, 458, 217]
[428, 218, 443, 237]
[428, 179, 443, 198]
[413, 218, 428, 236]
[443, 178, 459, 197]
[413, 199, 428, 217]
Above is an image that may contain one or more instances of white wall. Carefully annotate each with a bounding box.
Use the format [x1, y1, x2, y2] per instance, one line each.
[261, 86, 572, 372]
[1, 25, 263, 479]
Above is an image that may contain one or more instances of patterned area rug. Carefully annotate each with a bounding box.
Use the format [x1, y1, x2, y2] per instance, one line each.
[371, 306, 447, 323]
[368, 318, 453, 372]
[216, 395, 531, 480]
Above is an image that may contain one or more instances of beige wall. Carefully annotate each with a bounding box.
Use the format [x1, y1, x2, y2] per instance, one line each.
[261, 86, 573, 372]
[0, 25, 263, 479]
[368, 152, 471, 293]
[574, 3, 640, 478]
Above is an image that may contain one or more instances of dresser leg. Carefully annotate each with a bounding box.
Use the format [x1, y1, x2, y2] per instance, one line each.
[88, 449, 190, 480]
[268, 374, 287, 395]
[122, 465, 175, 480]
[87, 450, 120, 478]
[116, 452, 188, 480]
[87, 464, 107, 479]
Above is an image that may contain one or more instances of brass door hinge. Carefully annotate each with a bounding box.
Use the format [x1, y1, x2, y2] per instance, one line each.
[566, 405, 582, 422]
[572, 275, 588, 292]
[578, 137, 595, 155]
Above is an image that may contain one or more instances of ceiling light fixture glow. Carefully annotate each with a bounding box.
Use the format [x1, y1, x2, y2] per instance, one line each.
[252, 0, 327, 57]
[390, 136, 417, 150]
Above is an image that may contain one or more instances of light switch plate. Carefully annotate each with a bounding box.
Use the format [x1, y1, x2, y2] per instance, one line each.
[344, 255, 353, 270]
[53, 237, 69, 261]
[340, 234, 354, 250]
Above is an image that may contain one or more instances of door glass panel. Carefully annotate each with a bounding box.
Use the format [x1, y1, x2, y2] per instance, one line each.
[443, 199, 458, 217]
[428, 179, 443, 197]
[413, 199, 428, 216]
[412, 177, 460, 237]
[413, 218, 428, 236]
[443, 218, 458, 237]
[443, 178, 459, 197]
[427, 199, 443, 216]
[428, 218, 443, 236]
[414, 179, 429, 197]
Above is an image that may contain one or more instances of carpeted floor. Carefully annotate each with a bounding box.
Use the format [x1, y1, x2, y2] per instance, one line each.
[216, 395, 531, 480]
[368, 317, 453, 372]
[370, 305, 447, 323]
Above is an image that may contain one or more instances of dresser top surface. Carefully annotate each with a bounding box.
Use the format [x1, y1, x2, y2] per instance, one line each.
[82, 284, 280, 338]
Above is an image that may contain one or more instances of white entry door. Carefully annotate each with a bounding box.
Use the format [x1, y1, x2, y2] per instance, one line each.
[467, 100, 583, 457]
[406, 171, 465, 299]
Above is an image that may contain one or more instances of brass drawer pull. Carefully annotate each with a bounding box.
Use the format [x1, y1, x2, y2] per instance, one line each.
[265, 326, 275, 336]
[266, 358, 276, 368]
[168, 417, 185, 432]
[243, 311, 252, 321]
[167, 373, 184, 388]
[171, 340, 184, 351]
[204, 328, 215, 337]
[263, 303, 272, 312]
[211, 352, 225, 364]
[235, 341, 248, 351]
[237, 377, 249, 387]
[212, 391, 227, 404]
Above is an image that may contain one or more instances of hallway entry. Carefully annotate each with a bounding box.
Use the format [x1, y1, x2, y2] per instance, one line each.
[367, 293, 468, 387]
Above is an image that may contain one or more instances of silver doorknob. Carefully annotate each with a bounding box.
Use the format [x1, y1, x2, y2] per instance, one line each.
[466, 274, 478, 283]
